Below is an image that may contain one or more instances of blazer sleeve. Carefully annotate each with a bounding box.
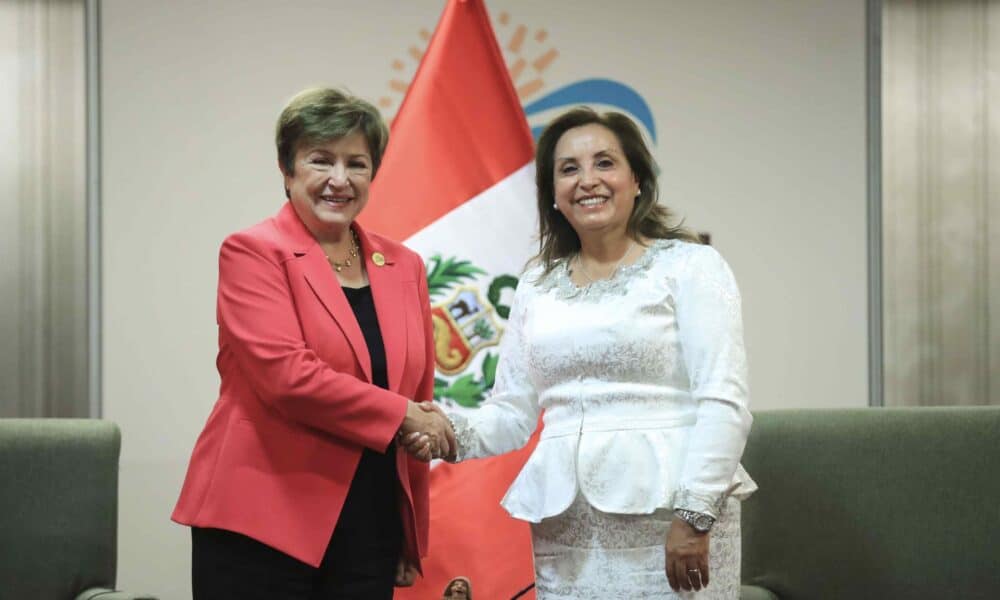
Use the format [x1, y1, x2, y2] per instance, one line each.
[217, 232, 408, 452]
[447, 272, 541, 461]
[407, 255, 433, 554]
[672, 245, 753, 517]
[414, 257, 436, 405]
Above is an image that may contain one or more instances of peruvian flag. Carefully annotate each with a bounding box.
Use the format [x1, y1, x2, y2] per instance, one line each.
[363, 0, 538, 598]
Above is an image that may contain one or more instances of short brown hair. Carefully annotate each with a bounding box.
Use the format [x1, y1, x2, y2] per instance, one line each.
[533, 107, 698, 277]
[275, 87, 389, 178]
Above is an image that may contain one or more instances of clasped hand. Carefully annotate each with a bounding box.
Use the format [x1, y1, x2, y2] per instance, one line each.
[399, 402, 455, 462]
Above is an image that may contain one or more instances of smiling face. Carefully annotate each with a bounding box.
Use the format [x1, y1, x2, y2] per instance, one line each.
[551, 123, 640, 240]
[282, 131, 372, 240]
[447, 579, 469, 598]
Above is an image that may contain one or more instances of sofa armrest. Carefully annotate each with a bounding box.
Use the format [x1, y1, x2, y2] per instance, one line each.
[741, 584, 779, 600]
[75, 588, 159, 600]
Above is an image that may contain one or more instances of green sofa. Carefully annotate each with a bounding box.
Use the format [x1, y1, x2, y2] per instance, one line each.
[0, 419, 157, 599]
[740, 407, 1000, 600]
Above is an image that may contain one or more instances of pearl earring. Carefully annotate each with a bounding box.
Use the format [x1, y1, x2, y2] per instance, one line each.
[552, 203, 558, 210]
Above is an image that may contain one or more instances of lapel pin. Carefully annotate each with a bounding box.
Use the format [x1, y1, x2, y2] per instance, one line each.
[371, 252, 386, 267]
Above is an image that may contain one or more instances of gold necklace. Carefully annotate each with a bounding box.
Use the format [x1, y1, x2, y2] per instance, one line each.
[577, 241, 635, 283]
[326, 231, 359, 273]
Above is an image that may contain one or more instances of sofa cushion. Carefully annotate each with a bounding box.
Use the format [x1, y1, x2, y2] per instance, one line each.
[0, 419, 121, 598]
[741, 584, 780, 600]
[741, 407, 1000, 599]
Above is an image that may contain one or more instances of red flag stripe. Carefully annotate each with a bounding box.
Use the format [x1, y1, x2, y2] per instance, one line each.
[363, 0, 535, 241]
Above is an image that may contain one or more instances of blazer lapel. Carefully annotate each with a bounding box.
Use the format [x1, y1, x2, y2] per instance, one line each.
[275, 203, 372, 382]
[356, 225, 407, 392]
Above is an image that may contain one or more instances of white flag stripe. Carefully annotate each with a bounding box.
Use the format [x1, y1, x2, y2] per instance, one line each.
[403, 163, 537, 276]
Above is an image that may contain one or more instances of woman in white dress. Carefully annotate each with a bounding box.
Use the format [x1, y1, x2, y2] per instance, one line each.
[411, 107, 756, 599]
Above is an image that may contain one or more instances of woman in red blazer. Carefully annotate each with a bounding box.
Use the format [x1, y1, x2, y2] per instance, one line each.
[172, 87, 453, 599]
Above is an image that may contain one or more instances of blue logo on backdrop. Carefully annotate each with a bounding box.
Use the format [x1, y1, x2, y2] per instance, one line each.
[523, 78, 657, 142]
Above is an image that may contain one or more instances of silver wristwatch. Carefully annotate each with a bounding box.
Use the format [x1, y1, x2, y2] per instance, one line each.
[674, 508, 716, 533]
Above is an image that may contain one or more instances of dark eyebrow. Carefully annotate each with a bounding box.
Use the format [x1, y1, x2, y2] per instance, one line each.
[556, 148, 618, 163]
[304, 149, 370, 161]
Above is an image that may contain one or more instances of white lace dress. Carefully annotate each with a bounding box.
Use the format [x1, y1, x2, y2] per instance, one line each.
[448, 239, 757, 599]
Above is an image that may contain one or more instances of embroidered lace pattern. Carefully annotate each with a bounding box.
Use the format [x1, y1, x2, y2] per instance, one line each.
[531, 494, 742, 599]
[447, 412, 475, 463]
[537, 238, 676, 302]
[673, 487, 730, 519]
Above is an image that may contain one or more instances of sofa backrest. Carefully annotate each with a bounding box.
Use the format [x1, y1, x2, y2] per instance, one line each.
[0, 419, 121, 598]
[741, 407, 1000, 600]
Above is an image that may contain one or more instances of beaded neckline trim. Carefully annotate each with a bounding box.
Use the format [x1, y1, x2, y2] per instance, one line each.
[538, 238, 676, 301]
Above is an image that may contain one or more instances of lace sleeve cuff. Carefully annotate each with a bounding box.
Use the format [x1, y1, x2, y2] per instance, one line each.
[672, 487, 728, 519]
[446, 412, 474, 463]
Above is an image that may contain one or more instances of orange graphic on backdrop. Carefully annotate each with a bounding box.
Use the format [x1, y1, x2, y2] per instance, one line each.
[380, 11, 559, 118]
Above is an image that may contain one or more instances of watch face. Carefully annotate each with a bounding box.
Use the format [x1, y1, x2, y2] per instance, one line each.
[677, 509, 714, 532]
[692, 515, 713, 532]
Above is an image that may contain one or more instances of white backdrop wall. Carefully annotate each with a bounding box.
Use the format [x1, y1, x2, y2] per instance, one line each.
[100, 0, 868, 596]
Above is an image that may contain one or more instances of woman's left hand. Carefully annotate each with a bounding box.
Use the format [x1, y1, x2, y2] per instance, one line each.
[394, 555, 419, 587]
[665, 516, 710, 592]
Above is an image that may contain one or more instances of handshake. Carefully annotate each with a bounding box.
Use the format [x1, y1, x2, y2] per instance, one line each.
[399, 401, 456, 462]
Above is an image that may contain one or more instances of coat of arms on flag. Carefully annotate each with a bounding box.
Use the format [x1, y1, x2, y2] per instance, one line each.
[426, 255, 519, 406]
[432, 283, 502, 374]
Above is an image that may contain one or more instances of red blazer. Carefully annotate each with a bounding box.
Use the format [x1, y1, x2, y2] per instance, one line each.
[172, 203, 433, 569]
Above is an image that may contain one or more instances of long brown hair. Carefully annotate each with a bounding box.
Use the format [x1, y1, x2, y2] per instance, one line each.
[533, 107, 698, 278]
